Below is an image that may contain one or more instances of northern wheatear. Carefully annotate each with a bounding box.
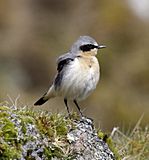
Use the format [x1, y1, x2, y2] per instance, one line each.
[34, 36, 106, 116]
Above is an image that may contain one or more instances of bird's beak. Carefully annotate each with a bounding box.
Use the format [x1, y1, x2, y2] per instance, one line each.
[98, 45, 106, 49]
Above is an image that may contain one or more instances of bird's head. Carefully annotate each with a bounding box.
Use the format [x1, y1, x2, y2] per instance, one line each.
[70, 36, 106, 56]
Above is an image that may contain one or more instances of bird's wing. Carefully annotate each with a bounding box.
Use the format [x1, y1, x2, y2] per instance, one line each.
[57, 53, 75, 72]
[54, 53, 75, 89]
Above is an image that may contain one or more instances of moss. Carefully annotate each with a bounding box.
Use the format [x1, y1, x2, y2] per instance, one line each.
[1, 103, 148, 159]
[1, 118, 18, 141]
[0, 141, 21, 159]
[0, 105, 76, 159]
[0, 106, 10, 118]
[20, 115, 35, 134]
[36, 113, 72, 139]
[106, 137, 121, 160]
[98, 130, 121, 160]
[0, 105, 10, 111]
[0, 114, 18, 142]
[0, 104, 115, 159]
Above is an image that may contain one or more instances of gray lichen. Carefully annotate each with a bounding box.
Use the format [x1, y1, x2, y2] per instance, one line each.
[67, 117, 115, 160]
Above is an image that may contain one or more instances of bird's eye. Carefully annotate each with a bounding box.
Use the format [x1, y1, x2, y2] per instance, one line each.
[80, 44, 97, 52]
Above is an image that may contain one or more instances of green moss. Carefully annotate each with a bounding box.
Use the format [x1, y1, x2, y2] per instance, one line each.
[0, 104, 77, 159]
[0, 141, 21, 159]
[1, 118, 18, 141]
[106, 137, 121, 160]
[0, 104, 117, 159]
[20, 115, 35, 134]
[98, 130, 121, 160]
[98, 130, 105, 139]
[0, 106, 10, 111]
[0, 106, 10, 118]
[0, 107, 21, 159]
[36, 113, 71, 139]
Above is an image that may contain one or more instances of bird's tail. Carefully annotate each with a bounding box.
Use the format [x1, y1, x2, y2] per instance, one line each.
[34, 85, 55, 106]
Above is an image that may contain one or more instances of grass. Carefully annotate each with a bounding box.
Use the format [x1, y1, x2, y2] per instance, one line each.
[110, 114, 149, 160]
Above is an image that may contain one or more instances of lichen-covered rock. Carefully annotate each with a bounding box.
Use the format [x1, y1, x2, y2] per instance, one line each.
[67, 117, 115, 160]
[0, 105, 115, 160]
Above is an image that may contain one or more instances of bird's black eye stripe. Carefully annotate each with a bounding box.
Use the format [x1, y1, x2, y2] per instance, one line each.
[80, 44, 98, 52]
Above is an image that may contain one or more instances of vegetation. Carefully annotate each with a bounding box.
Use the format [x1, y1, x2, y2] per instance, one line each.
[0, 104, 75, 159]
[0, 102, 115, 159]
[98, 115, 149, 160]
[0, 102, 148, 160]
[111, 115, 149, 160]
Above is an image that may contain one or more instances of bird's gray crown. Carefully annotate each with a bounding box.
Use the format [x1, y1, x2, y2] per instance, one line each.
[70, 36, 98, 54]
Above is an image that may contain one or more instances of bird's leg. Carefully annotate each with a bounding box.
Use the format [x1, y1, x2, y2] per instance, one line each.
[73, 99, 83, 117]
[64, 98, 71, 117]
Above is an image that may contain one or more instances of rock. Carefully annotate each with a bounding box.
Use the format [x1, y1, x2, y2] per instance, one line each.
[67, 117, 115, 160]
[0, 105, 115, 160]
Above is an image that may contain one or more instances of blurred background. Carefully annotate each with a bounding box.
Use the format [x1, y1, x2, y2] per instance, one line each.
[0, 0, 149, 131]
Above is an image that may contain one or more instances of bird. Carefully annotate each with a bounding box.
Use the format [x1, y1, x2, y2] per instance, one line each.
[34, 36, 106, 116]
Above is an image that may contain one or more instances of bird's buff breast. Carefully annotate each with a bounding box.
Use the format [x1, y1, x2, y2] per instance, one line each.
[58, 56, 100, 101]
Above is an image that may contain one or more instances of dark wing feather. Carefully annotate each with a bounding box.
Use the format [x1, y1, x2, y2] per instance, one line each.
[54, 53, 74, 89]
[57, 53, 74, 71]
[57, 57, 73, 72]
